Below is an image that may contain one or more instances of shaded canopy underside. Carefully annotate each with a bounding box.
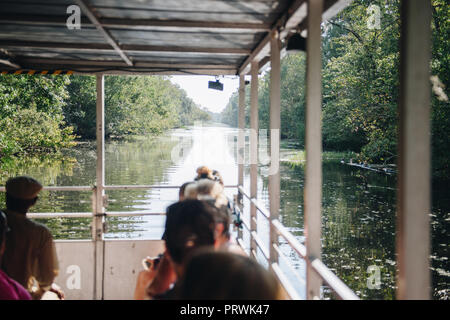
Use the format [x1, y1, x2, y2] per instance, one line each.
[0, 0, 351, 75]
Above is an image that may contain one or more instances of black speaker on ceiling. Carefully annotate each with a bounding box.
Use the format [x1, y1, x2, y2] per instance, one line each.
[208, 79, 224, 91]
[286, 33, 307, 52]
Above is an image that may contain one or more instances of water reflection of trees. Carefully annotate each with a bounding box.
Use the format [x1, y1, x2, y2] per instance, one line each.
[321, 163, 397, 299]
[263, 161, 399, 299]
[105, 135, 186, 209]
[0, 153, 80, 212]
[272, 160, 448, 299]
[430, 179, 450, 300]
[0, 153, 93, 240]
[0, 153, 77, 186]
[0, 134, 183, 240]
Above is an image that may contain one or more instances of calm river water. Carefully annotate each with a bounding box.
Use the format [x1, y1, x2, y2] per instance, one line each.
[0, 124, 448, 299]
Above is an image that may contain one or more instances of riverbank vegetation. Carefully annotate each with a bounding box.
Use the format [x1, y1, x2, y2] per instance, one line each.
[285, 150, 357, 166]
[221, 0, 449, 179]
[0, 74, 210, 163]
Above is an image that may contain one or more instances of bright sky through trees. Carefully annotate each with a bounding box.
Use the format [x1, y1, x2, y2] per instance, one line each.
[170, 75, 240, 113]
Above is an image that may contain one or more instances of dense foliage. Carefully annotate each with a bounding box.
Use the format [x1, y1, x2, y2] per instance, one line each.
[0, 75, 76, 158]
[64, 75, 210, 139]
[0, 74, 210, 161]
[430, 0, 450, 180]
[221, 0, 449, 179]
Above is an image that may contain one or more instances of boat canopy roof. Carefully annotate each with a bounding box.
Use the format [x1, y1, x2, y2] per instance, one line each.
[0, 0, 351, 75]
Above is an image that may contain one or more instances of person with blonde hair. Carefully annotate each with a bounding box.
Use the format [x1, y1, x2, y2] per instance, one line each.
[197, 168, 244, 231]
[183, 182, 198, 200]
[196, 179, 227, 207]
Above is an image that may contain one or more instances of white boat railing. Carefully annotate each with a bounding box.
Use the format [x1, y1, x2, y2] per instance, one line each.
[237, 186, 359, 300]
[1, 183, 358, 300]
[0, 184, 237, 218]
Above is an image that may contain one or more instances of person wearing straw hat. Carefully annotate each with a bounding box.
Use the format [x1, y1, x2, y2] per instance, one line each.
[1, 176, 62, 300]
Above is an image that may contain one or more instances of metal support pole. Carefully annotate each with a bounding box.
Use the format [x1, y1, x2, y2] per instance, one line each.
[237, 74, 246, 243]
[269, 33, 281, 267]
[238, 74, 246, 189]
[304, 0, 323, 300]
[250, 61, 259, 258]
[94, 74, 105, 300]
[396, 0, 431, 300]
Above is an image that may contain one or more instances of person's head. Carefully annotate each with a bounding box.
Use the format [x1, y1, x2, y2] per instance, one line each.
[214, 204, 231, 244]
[196, 179, 223, 200]
[204, 200, 231, 245]
[195, 166, 213, 181]
[212, 170, 224, 186]
[0, 211, 9, 259]
[195, 180, 230, 243]
[176, 249, 282, 300]
[196, 179, 228, 208]
[164, 200, 217, 275]
[5, 176, 42, 214]
[179, 181, 194, 201]
[183, 182, 198, 200]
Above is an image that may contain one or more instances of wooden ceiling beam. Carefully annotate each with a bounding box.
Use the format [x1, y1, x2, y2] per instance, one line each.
[18, 58, 237, 70]
[75, 0, 133, 66]
[0, 14, 270, 32]
[0, 40, 250, 55]
[0, 58, 20, 69]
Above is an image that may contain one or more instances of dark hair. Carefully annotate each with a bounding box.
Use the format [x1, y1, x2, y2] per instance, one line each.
[179, 181, 193, 200]
[176, 250, 281, 300]
[164, 200, 216, 265]
[5, 193, 37, 213]
[203, 200, 231, 239]
[196, 174, 209, 180]
[0, 211, 9, 246]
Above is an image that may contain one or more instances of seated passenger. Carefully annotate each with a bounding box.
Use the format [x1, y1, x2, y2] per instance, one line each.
[196, 168, 243, 229]
[178, 181, 194, 201]
[1, 176, 63, 300]
[194, 166, 214, 181]
[212, 169, 224, 185]
[183, 182, 198, 200]
[0, 211, 31, 300]
[134, 200, 217, 300]
[212, 169, 244, 229]
[158, 180, 199, 242]
[200, 196, 245, 256]
[141, 180, 198, 293]
[176, 249, 282, 300]
[191, 175, 245, 255]
[196, 178, 227, 207]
